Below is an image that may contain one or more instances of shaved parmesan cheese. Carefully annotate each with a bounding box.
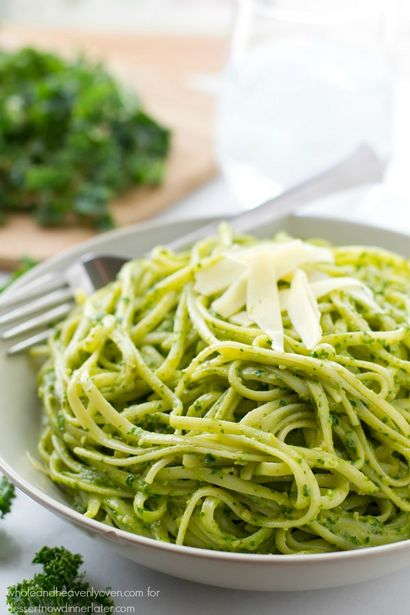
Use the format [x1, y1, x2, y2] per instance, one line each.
[195, 238, 377, 353]
[194, 258, 246, 296]
[227, 240, 333, 281]
[274, 242, 333, 279]
[230, 311, 255, 327]
[212, 276, 246, 317]
[227, 241, 298, 264]
[310, 277, 363, 298]
[246, 254, 283, 351]
[304, 268, 329, 283]
[280, 276, 367, 311]
[287, 269, 322, 349]
[300, 242, 334, 265]
[279, 289, 291, 313]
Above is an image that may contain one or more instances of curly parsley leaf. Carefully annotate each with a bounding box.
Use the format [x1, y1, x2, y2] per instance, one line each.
[7, 546, 115, 614]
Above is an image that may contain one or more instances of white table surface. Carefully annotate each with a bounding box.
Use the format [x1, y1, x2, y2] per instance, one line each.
[2, 174, 410, 614]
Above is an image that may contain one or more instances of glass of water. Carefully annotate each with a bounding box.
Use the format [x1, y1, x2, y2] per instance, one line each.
[216, 0, 393, 208]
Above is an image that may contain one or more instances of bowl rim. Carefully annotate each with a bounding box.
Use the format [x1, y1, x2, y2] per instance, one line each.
[2, 212, 410, 565]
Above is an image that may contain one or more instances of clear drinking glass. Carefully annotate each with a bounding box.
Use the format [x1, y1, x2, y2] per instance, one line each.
[216, 0, 393, 208]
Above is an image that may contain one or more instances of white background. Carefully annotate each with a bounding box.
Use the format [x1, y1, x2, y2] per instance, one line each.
[3, 1, 410, 613]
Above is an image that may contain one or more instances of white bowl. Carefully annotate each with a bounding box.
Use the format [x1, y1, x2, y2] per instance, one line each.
[2, 213, 410, 592]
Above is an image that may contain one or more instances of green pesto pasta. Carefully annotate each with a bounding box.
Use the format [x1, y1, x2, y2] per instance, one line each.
[36, 227, 410, 554]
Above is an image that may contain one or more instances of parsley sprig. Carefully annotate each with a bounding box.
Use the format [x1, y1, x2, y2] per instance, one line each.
[7, 546, 115, 614]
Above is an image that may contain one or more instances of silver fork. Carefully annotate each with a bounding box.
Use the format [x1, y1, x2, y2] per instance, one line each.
[0, 144, 384, 355]
[0, 255, 130, 354]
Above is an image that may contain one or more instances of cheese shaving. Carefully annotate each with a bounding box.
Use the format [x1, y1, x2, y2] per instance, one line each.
[280, 276, 367, 311]
[194, 238, 379, 351]
[230, 311, 255, 327]
[194, 258, 246, 296]
[287, 269, 322, 349]
[246, 254, 283, 351]
[212, 276, 246, 318]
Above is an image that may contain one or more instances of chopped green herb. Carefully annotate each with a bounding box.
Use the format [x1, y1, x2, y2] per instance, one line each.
[0, 47, 170, 228]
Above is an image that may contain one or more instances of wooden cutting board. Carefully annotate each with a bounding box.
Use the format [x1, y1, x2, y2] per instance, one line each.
[0, 26, 225, 269]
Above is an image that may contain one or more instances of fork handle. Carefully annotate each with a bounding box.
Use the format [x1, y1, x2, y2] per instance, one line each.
[166, 144, 384, 251]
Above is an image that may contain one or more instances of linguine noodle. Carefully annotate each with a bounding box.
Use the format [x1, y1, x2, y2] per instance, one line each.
[37, 227, 410, 553]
